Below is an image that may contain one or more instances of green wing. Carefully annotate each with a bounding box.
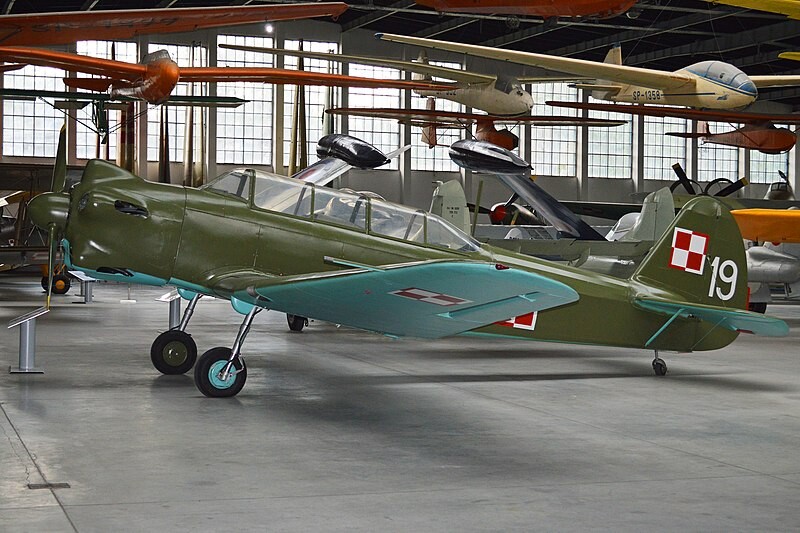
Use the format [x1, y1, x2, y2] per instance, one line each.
[228, 260, 579, 339]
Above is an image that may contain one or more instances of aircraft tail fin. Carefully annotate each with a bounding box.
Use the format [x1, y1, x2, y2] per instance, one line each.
[591, 45, 623, 100]
[631, 196, 748, 310]
[631, 196, 788, 338]
[621, 187, 675, 242]
[603, 45, 622, 65]
[430, 180, 471, 234]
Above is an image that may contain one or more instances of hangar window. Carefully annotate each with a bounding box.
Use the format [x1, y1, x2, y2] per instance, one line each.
[697, 125, 739, 182]
[3, 65, 65, 157]
[347, 64, 402, 170]
[146, 43, 208, 164]
[217, 35, 274, 166]
[531, 82, 578, 177]
[750, 146, 790, 185]
[644, 116, 688, 180]
[282, 40, 340, 168]
[587, 98, 632, 179]
[74, 41, 139, 161]
[410, 60, 463, 172]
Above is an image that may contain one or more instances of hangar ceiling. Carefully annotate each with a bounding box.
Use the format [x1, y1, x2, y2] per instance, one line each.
[5, 1, 800, 107]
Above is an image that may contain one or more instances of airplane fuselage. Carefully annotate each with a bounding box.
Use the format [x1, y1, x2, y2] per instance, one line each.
[48, 161, 740, 353]
[415, 80, 534, 116]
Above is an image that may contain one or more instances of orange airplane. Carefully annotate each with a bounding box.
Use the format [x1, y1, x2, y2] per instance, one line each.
[0, 47, 451, 105]
[548, 101, 800, 154]
[415, 0, 637, 18]
[0, 3, 348, 46]
[731, 210, 800, 244]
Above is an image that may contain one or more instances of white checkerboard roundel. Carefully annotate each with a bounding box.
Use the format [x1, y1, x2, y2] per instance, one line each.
[669, 227, 708, 275]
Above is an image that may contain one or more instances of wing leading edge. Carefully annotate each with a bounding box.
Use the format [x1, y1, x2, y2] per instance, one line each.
[228, 260, 579, 339]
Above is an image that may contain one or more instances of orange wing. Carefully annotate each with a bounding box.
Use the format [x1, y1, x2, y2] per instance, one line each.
[548, 100, 800, 125]
[0, 3, 348, 46]
[0, 46, 144, 80]
[731, 209, 800, 243]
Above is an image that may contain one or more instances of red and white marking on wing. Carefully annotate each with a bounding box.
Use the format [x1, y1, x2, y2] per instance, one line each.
[389, 287, 472, 307]
[496, 312, 537, 331]
[669, 227, 708, 275]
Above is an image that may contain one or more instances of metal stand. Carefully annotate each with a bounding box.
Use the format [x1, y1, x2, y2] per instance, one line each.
[69, 271, 95, 304]
[8, 307, 49, 374]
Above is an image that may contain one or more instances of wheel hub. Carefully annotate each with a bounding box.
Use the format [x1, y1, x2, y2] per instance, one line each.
[163, 340, 188, 366]
[208, 360, 236, 389]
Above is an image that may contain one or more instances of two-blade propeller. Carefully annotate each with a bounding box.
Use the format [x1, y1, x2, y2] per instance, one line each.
[671, 162, 748, 197]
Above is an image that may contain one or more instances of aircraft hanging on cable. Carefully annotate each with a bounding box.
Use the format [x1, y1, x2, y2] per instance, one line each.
[546, 100, 800, 154]
[324, 104, 625, 150]
[220, 44, 586, 117]
[374, 34, 800, 110]
[0, 46, 451, 106]
[0, 3, 348, 46]
[25, 133, 788, 397]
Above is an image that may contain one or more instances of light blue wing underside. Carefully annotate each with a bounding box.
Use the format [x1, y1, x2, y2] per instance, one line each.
[235, 261, 579, 339]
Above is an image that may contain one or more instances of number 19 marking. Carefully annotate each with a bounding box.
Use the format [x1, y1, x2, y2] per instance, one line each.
[708, 256, 738, 301]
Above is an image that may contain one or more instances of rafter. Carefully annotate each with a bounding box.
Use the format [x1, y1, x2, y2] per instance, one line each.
[342, 0, 415, 32]
[625, 21, 800, 66]
[413, 17, 476, 38]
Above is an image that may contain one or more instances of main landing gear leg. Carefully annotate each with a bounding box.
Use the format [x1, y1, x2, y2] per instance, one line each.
[195, 307, 261, 398]
[150, 294, 202, 375]
[652, 350, 667, 376]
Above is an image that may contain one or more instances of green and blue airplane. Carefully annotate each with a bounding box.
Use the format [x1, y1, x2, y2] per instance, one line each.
[26, 136, 788, 397]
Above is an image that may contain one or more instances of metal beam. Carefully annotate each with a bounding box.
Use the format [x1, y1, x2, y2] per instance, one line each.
[626, 21, 800, 66]
[342, 0, 415, 32]
[413, 17, 476, 38]
[541, 9, 748, 57]
[80, 0, 100, 10]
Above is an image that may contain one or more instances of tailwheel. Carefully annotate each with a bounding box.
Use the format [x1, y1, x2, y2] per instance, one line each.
[150, 329, 197, 374]
[194, 347, 247, 398]
[652, 357, 668, 376]
[287, 314, 308, 332]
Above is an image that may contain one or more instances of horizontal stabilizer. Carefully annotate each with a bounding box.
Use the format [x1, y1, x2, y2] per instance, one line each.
[242, 260, 580, 339]
[635, 298, 789, 337]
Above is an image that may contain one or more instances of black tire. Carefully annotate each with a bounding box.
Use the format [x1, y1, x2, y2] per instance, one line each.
[42, 274, 71, 294]
[150, 329, 198, 374]
[748, 302, 768, 314]
[194, 347, 247, 398]
[287, 314, 307, 332]
[652, 358, 668, 376]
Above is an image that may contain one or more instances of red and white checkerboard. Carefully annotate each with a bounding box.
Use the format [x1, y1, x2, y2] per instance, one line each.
[389, 287, 472, 307]
[669, 227, 709, 275]
[496, 312, 537, 331]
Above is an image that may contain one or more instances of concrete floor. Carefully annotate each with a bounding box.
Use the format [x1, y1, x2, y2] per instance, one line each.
[1, 275, 800, 532]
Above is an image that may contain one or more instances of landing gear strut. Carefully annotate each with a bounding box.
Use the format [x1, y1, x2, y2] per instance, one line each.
[652, 350, 667, 376]
[150, 294, 202, 374]
[195, 307, 260, 397]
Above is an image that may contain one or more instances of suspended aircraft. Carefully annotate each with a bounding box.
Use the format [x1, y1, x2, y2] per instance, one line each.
[374, 35, 800, 110]
[0, 47, 451, 106]
[25, 134, 787, 396]
[221, 44, 587, 117]
[413, 0, 636, 18]
[547, 100, 800, 154]
[325, 104, 625, 150]
[0, 3, 348, 46]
